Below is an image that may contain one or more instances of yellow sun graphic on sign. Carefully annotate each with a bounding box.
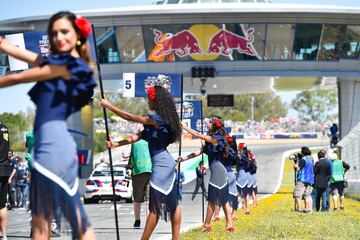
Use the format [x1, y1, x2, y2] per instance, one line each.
[188, 24, 220, 61]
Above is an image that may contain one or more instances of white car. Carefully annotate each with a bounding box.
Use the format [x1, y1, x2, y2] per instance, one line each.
[83, 165, 133, 204]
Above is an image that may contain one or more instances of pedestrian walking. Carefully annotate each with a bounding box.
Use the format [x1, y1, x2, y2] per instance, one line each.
[0, 121, 10, 240]
[6, 150, 17, 210]
[128, 138, 152, 228]
[191, 161, 208, 201]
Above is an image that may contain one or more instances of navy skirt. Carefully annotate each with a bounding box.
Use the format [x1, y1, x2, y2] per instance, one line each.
[236, 169, 248, 198]
[227, 171, 238, 210]
[148, 151, 178, 219]
[31, 121, 90, 238]
[208, 161, 228, 206]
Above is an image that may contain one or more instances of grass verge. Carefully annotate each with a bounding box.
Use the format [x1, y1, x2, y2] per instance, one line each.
[181, 155, 360, 240]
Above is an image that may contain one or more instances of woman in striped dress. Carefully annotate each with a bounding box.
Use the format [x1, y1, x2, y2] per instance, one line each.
[178, 117, 234, 232]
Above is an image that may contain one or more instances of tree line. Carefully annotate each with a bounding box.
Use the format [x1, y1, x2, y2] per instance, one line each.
[0, 88, 337, 152]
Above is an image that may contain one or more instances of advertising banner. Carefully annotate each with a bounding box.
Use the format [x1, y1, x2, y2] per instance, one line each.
[175, 100, 202, 131]
[6, 30, 96, 71]
[123, 72, 182, 98]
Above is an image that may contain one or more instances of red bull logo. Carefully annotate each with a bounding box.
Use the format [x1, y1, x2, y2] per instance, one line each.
[147, 25, 259, 62]
[152, 29, 203, 57]
[207, 28, 257, 56]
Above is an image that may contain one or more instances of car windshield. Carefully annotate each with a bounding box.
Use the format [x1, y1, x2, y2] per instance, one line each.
[92, 170, 124, 177]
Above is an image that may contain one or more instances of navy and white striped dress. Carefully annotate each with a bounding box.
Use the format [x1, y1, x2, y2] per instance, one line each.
[220, 147, 239, 210]
[141, 114, 178, 218]
[203, 135, 229, 206]
[236, 152, 250, 198]
[28, 53, 96, 238]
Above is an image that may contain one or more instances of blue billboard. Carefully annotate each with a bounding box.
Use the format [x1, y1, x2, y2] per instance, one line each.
[123, 72, 182, 98]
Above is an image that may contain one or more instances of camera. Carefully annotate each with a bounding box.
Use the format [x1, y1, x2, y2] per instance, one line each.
[289, 153, 302, 163]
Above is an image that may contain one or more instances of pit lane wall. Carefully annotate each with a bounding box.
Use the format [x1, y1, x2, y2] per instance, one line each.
[232, 132, 319, 139]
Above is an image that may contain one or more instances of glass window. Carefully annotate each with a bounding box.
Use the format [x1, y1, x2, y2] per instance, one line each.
[0, 53, 8, 67]
[200, 0, 218, 2]
[224, 23, 265, 60]
[116, 26, 146, 63]
[265, 24, 295, 60]
[143, 24, 174, 62]
[167, 0, 180, 3]
[292, 24, 322, 60]
[94, 27, 120, 64]
[182, 0, 198, 3]
[317, 24, 346, 61]
[222, 0, 238, 2]
[341, 25, 360, 59]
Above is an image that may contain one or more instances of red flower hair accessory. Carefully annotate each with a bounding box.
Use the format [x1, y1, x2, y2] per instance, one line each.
[238, 143, 245, 149]
[75, 16, 92, 38]
[226, 134, 233, 142]
[213, 119, 222, 128]
[147, 86, 156, 101]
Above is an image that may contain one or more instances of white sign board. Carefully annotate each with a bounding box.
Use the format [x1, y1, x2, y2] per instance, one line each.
[5, 33, 29, 71]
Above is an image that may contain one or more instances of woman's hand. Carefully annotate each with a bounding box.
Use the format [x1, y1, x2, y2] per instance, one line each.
[177, 156, 185, 163]
[100, 97, 112, 109]
[105, 139, 118, 149]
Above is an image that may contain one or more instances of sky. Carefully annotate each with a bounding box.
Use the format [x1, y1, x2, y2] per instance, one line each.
[0, 0, 358, 114]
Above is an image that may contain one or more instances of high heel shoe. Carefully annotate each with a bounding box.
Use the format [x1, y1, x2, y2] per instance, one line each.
[213, 216, 220, 221]
[202, 224, 212, 232]
[226, 226, 234, 232]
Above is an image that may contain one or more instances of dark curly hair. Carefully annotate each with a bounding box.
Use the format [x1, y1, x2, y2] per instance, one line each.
[207, 116, 230, 158]
[153, 86, 181, 143]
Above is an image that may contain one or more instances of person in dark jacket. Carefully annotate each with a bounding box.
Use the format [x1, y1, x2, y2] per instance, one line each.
[191, 161, 208, 201]
[312, 150, 332, 212]
[0, 121, 10, 239]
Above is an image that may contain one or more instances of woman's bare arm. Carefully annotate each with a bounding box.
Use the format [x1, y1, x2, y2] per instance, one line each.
[181, 122, 216, 145]
[0, 36, 42, 66]
[0, 64, 70, 88]
[106, 133, 141, 149]
[178, 148, 203, 163]
[100, 98, 157, 127]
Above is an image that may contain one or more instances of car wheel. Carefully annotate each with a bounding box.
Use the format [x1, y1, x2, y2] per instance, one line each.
[84, 198, 96, 204]
[125, 198, 133, 203]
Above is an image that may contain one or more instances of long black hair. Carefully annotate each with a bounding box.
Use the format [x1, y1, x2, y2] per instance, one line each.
[47, 11, 93, 65]
[153, 86, 181, 143]
[208, 116, 230, 158]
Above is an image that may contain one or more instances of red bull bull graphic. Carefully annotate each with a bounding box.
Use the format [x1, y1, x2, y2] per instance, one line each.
[207, 28, 257, 56]
[147, 24, 260, 62]
[152, 29, 203, 57]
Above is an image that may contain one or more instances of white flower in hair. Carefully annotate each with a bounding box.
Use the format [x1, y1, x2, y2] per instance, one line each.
[153, 74, 172, 91]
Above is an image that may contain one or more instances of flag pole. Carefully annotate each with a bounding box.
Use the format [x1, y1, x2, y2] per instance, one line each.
[91, 25, 120, 240]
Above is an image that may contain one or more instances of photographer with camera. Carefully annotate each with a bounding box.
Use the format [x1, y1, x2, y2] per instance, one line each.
[292, 147, 314, 213]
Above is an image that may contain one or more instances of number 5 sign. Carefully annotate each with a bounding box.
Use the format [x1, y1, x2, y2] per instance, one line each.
[122, 72, 135, 97]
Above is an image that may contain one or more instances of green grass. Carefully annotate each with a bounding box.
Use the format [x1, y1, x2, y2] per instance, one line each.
[181, 155, 360, 240]
[273, 77, 320, 91]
